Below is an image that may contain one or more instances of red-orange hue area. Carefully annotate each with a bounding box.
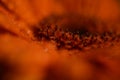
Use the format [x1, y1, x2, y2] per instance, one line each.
[0, 0, 120, 80]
